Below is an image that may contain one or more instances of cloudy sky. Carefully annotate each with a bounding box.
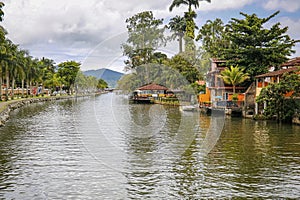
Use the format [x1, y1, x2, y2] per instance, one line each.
[2, 0, 300, 72]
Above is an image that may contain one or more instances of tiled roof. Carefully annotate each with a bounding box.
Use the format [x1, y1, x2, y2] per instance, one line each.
[281, 57, 300, 67]
[255, 67, 299, 78]
[137, 83, 168, 90]
[211, 58, 226, 63]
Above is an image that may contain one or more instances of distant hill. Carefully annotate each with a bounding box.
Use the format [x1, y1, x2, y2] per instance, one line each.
[83, 68, 124, 88]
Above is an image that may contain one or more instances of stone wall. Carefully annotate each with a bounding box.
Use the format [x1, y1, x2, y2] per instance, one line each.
[0, 96, 74, 127]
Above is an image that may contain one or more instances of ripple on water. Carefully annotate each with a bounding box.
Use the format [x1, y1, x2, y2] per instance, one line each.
[0, 95, 299, 199]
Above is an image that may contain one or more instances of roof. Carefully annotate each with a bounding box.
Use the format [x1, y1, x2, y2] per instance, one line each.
[255, 67, 299, 78]
[137, 83, 168, 91]
[281, 57, 300, 67]
[211, 58, 226, 63]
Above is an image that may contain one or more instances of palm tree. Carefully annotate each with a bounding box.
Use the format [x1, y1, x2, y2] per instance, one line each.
[169, 0, 211, 52]
[39, 57, 55, 95]
[168, 16, 186, 53]
[0, 2, 4, 22]
[169, 0, 211, 12]
[196, 18, 227, 57]
[17, 50, 29, 97]
[4, 39, 18, 100]
[0, 40, 7, 100]
[11, 49, 27, 99]
[220, 65, 249, 94]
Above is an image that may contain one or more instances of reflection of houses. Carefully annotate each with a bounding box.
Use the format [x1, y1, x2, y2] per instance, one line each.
[132, 83, 169, 103]
[199, 58, 246, 108]
[254, 57, 300, 115]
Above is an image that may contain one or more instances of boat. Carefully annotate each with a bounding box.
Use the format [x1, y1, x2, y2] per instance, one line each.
[180, 105, 199, 112]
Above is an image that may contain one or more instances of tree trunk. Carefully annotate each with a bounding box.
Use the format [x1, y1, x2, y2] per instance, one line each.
[0, 76, 2, 101]
[179, 34, 183, 53]
[26, 79, 29, 96]
[11, 77, 15, 99]
[5, 70, 9, 100]
[21, 79, 25, 97]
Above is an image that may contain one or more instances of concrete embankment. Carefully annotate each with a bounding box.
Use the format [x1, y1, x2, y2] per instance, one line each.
[0, 96, 75, 127]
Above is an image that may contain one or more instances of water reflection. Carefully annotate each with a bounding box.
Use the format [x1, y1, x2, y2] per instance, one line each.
[0, 94, 299, 199]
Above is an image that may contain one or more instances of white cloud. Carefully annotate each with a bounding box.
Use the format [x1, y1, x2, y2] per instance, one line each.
[278, 17, 300, 57]
[279, 17, 300, 39]
[199, 0, 255, 11]
[263, 0, 300, 12]
[1, 0, 299, 69]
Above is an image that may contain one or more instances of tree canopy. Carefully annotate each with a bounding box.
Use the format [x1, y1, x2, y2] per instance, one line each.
[197, 11, 299, 81]
[256, 71, 300, 123]
[57, 61, 81, 94]
[122, 11, 166, 70]
[168, 15, 186, 53]
[220, 65, 249, 93]
[224, 11, 298, 79]
[196, 18, 228, 58]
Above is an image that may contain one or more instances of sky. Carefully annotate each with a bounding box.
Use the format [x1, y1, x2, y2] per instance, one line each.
[2, 0, 300, 72]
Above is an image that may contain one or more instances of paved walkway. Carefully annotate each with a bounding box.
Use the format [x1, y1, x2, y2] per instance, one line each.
[0, 101, 9, 112]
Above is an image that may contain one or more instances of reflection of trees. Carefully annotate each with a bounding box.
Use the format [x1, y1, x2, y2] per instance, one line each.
[129, 104, 152, 126]
[203, 118, 300, 197]
[171, 139, 198, 198]
[118, 64, 191, 92]
[124, 104, 161, 198]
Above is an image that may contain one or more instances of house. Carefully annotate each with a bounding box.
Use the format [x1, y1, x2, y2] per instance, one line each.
[254, 57, 300, 115]
[280, 57, 300, 69]
[199, 58, 246, 108]
[132, 83, 169, 103]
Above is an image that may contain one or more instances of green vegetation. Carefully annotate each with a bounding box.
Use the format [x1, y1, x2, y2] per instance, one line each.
[220, 65, 249, 94]
[118, 1, 299, 108]
[168, 15, 186, 53]
[256, 72, 300, 123]
[1, 0, 300, 124]
[121, 11, 166, 70]
[197, 11, 299, 81]
[57, 61, 80, 94]
[97, 79, 108, 90]
[196, 18, 227, 58]
[0, 2, 106, 101]
[169, 0, 211, 53]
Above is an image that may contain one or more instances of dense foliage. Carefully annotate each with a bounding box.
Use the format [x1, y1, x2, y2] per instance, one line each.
[169, 0, 211, 53]
[220, 65, 249, 93]
[0, 2, 105, 100]
[256, 72, 300, 122]
[122, 11, 166, 70]
[197, 11, 299, 80]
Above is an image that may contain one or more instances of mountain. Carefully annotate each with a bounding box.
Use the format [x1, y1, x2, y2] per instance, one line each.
[83, 68, 124, 88]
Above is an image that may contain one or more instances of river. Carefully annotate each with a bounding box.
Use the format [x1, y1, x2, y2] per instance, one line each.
[0, 93, 299, 199]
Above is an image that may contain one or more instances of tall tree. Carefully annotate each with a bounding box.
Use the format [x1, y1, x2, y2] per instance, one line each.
[0, 2, 4, 22]
[169, 0, 211, 53]
[0, 2, 6, 100]
[196, 18, 228, 58]
[167, 54, 201, 84]
[168, 15, 186, 53]
[57, 61, 80, 94]
[222, 11, 299, 80]
[122, 11, 166, 70]
[39, 57, 55, 94]
[220, 65, 249, 93]
[169, 0, 211, 13]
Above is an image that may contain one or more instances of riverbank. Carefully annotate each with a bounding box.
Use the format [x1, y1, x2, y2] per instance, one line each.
[0, 94, 96, 127]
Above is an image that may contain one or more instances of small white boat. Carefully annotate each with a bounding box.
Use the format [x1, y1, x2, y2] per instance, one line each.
[180, 105, 198, 112]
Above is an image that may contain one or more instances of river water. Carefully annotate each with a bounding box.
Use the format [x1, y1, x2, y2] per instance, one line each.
[0, 93, 299, 199]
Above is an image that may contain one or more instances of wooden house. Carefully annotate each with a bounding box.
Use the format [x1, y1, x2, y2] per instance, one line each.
[254, 57, 300, 115]
[132, 83, 169, 103]
[199, 58, 246, 108]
